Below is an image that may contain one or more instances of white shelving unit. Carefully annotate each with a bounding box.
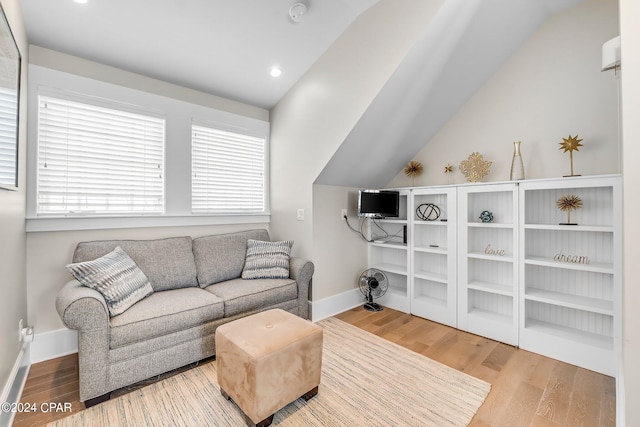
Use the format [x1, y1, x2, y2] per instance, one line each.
[518, 175, 621, 377]
[457, 183, 519, 345]
[410, 187, 457, 327]
[368, 190, 410, 313]
[364, 176, 621, 377]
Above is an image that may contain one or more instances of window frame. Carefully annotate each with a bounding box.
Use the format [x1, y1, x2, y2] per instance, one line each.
[35, 93, 167, 217]
[26, 65, 270, 232]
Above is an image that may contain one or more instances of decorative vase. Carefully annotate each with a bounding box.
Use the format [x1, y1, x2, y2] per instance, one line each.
[510, 141, 525, 181]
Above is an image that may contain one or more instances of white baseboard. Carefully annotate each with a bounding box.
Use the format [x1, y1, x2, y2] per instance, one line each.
[0, 343, 31, 427]
[311, 288, 363, 322]
[30, 328, 78, 364]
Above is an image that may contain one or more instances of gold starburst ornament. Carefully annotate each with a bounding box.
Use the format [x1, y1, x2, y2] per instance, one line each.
[556, 194, 582, 225]
[444, 163, 454, 185]
[559, 134, 583, 177]
[459, 152, 491, 183]
[404, 160, 424, 186]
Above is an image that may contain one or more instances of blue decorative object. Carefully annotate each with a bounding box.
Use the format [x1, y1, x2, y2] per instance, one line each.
[479, 210, 493, 223]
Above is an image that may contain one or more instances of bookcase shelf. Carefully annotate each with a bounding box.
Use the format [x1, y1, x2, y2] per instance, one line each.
[468, 280, 513, 297]
[524, 287, 613, 315]
[524, 256, 613, 274]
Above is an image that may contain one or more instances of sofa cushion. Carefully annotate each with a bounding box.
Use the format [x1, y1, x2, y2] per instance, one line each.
[193, 229, 270, 287]
[241, 239, 293, 280]
[205, 277, 297, 317]
[73, 237, 198, 292]
[66, 247, 154, 317]
[109, 287, 224, 349]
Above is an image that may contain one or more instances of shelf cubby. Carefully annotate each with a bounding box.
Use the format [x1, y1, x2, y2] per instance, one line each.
[524, 300, 613, 348]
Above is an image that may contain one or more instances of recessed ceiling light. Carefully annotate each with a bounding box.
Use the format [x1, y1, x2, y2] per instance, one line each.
[270, 66, 282, 78]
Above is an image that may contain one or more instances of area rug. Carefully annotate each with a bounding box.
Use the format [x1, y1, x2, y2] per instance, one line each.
[48, 317, 490, 427]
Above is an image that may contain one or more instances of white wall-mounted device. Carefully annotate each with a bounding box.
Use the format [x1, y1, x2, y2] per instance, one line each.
[602, 36, 621, 71]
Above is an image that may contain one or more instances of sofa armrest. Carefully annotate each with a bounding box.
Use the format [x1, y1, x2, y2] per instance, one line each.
[289, 257, 314, 319]
[56, 280, 109, 331]
[56, 280, 111, 402]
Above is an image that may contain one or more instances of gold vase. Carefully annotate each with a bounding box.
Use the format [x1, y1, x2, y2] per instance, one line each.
[510, 141, 525, 181]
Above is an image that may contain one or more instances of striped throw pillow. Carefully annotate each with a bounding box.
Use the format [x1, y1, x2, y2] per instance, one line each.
[66, 246, 154, 317]
[241, 239, 293, 279]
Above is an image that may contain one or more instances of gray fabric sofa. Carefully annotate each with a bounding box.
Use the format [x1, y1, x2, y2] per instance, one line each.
[55, 229, 313, 405]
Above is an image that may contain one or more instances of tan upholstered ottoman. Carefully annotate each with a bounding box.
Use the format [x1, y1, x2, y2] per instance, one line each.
[215, 309, 323, 427]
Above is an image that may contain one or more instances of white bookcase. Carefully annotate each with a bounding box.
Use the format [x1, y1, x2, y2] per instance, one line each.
[368, 190, 410, 313]
[410, 187, 457, 327]
[457, 183, 519, 345]
[518, 175, 621, 377]
[364, 176, 621, 377]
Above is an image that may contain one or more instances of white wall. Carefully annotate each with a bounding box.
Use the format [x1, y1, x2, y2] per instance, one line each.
[312, 185, 368, 301]
[25, 50, 270, 334]
[620, 0, 640, 424]
[270, 0, 446, 303]
[0, 0, 28, 401]
[388, 0, 620, 188]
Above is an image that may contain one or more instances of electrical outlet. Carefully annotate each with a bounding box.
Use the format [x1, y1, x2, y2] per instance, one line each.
[22, 327, 34, 343]
[18, 319, 23, 342]
[297, 209, 305, 221]
[341, 209, 347, 220]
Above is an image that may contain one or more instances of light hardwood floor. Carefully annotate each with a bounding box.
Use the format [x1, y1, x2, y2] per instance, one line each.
[13, 306, 616, 426]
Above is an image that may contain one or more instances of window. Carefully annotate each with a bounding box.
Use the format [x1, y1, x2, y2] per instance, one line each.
[36, 96, 165, 216]
[0, 87, 18, 188]
[192, 124, 266, 214]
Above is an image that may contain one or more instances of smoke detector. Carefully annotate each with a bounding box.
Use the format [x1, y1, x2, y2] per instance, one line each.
[289, 3, 307, 23]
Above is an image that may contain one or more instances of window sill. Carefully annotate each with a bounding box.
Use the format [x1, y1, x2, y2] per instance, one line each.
[25, 214, 271, 233]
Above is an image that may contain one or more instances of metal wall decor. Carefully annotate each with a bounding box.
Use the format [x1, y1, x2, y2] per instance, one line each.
[444, 163, 454, 185]
[556, 194, 582, 225]
[559, 134, 583, 177]
[460, 152, 491, 182]
[416, 203, 441, 221]
[404, 160, 423, 186]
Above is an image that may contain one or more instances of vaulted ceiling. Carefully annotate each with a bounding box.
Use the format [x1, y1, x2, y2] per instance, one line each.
[315, 0, 586, 188]
[21, 0, 588, 189]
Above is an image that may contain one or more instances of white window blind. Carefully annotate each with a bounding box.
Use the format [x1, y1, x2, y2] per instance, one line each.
[0, 87, 18, 187]
[192, 124, 265, 214]
[37, 95, 165, 216]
